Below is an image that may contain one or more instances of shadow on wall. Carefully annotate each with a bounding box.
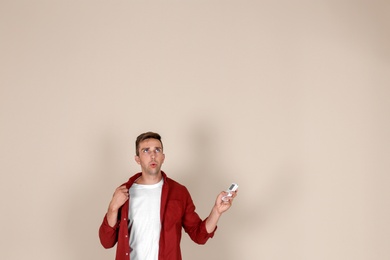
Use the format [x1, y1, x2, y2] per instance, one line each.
[175, 122, 304, 259]
[175, 123, 234, 260]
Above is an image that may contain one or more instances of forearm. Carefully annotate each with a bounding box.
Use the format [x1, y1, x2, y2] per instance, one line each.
[205, 206, 222, 233]
[106, 207, 119, 227]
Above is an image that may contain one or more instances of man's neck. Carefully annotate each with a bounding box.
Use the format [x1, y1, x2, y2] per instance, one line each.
[136, 172, 163, 185]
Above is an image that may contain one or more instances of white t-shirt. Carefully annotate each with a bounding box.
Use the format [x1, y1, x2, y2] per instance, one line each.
[128, 179, 163, 260]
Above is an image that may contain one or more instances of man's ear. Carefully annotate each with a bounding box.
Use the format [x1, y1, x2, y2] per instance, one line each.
[135, 155, 140, 164]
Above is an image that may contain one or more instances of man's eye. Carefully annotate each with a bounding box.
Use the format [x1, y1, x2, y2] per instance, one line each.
[155, 148, 161, 153]
[142, 149, 149, 153]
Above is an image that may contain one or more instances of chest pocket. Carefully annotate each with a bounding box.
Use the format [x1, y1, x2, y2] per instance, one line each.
[164, 199, 184, 229]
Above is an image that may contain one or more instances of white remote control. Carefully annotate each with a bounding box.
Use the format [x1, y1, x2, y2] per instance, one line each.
[222, 183, 238, 202]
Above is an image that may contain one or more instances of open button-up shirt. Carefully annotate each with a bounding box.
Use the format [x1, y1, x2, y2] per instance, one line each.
[99, 172, 216, 260]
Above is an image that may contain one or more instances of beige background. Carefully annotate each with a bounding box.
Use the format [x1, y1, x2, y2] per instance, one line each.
[0, 1, 389, 259]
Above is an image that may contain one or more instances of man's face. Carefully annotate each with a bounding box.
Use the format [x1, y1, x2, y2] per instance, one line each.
[135, 138, 165, 176]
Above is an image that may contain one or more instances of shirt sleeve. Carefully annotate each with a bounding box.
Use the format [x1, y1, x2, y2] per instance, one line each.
[98, 213, 120, 249]
[181, 189, 217, 244]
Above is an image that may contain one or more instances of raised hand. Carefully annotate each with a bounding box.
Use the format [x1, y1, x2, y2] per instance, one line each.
[214, 190, 238, 215]
[106, 185, 129, 227]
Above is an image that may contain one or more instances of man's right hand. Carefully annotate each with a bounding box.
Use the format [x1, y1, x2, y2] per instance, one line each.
[106, 185, 129, 227]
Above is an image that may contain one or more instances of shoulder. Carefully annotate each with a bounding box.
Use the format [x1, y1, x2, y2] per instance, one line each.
[165, 176, 191, 197]
[166, 177, 186, 190]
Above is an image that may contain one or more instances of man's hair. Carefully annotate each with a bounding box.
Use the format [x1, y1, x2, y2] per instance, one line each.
[135, 132, 163, 156]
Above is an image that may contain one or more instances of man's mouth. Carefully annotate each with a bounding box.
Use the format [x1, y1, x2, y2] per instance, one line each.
[150, 162, 157, 168]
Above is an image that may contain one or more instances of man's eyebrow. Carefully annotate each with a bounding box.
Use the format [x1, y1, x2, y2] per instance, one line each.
[141, 147, 162, 151]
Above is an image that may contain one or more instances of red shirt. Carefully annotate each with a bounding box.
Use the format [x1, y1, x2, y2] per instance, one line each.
[99, 172, 216, 260]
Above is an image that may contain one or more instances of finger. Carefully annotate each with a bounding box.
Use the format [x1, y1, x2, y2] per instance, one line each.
[117, 185, 128, 191]
[120, 190, 129, 198]
[221, 200, 232, 207]
[223, 195, 235, 203]
[114, 187, 128, 197]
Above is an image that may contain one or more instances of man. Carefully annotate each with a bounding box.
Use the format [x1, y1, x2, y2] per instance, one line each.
[99, 132, 237, 260]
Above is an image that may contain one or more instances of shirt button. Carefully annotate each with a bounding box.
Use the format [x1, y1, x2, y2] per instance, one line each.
[126, 253, 128, 255]
[123, 218, 126, 221]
